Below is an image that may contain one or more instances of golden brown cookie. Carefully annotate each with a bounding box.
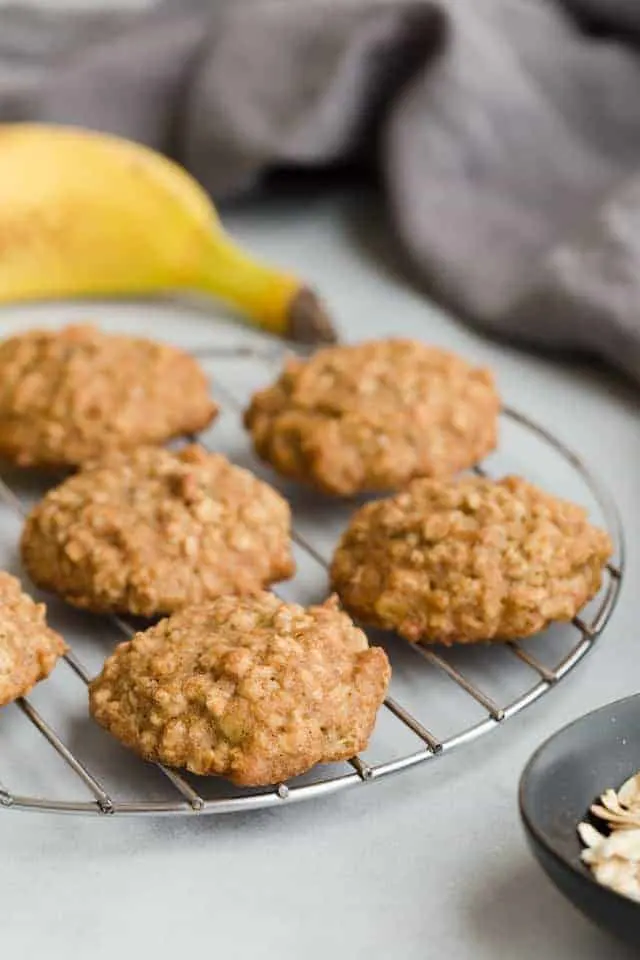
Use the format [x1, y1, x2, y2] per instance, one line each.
[0, 572, 67, 707]
[21, 445, 295, 617]
[330, 475, 612, 644]
[89, 593, 390, 785]
[0, 324, 217, 467]
[244, 338, 499, 496]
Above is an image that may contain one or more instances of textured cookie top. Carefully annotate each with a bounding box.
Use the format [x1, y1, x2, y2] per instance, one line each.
[0, 324, 217, 467]
[0, 571, 67, 707]
[330, 475, 613, 644]
[21, 445, 295, 617]
[89, 593, 391, 785]
[244, 338, 499, 496]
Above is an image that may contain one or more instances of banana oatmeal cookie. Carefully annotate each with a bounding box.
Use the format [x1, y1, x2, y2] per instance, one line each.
[21, 445, 295, 617]
[89, 593, 390, 785]
[244, 338, 499, 496]
[330, 475, 612, 644]
[0, 324, 217, 467]
[0, 572, 67, 707]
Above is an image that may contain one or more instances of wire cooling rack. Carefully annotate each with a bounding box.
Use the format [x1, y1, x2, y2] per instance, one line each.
[0, 341, 625, 816]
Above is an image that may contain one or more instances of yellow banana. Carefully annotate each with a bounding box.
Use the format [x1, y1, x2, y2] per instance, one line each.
[0, 124, 336, 343]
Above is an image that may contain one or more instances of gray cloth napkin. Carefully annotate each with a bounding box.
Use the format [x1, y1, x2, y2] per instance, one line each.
[2, 0, 640, 383]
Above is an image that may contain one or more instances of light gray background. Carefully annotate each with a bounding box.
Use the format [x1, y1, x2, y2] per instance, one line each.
[0, 187, 639, 959]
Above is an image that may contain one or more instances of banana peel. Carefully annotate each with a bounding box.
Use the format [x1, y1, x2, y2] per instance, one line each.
[0, 124, 337, 344]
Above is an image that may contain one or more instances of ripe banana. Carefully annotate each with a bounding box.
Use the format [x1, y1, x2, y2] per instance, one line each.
[0, 124, 336, 343]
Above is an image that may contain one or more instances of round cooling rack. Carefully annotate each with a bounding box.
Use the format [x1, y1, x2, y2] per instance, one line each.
[0, 343, 625, 817]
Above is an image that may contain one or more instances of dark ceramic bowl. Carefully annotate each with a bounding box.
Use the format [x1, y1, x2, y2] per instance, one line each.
[519, 694, 640, 947]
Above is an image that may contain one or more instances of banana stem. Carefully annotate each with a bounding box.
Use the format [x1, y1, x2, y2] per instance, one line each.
[192, 232, 337, 344]
[193, 234, 299, 331]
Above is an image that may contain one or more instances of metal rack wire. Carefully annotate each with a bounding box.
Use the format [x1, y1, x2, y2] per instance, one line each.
[0, 342, 625, 816]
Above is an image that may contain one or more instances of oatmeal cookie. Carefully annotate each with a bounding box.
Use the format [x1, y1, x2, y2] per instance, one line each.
[0, 324, 217, 467]
[21, 445, 294, 617]
[0, 572, 67, 707]
[244, 339, 499, 496]
[330, 475, 612, 644]
[89, 593, 390, 785]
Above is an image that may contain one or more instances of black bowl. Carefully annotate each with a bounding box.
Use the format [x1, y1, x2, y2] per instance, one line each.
[519, 694, 640, 947]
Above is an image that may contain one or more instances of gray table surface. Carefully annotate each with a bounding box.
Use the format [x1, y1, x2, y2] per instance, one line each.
[1, 188, 638, 960]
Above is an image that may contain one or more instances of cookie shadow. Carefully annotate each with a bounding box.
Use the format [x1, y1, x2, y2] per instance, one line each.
[63, 710, 360, 837]
[64, 712, 175, 802]
[0, 461, 69, 500]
